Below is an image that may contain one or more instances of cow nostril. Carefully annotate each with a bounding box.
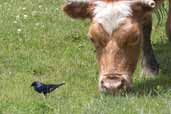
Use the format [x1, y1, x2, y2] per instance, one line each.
[101, 80, 104, 85]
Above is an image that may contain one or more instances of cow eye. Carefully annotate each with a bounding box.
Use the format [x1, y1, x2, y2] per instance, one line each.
[90, 37, 95, 43]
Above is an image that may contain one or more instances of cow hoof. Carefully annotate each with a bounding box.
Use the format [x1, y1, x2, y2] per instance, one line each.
[99, 78, 132, 94]
[141, 53, 160, 76]
[142, 62, 159, 76]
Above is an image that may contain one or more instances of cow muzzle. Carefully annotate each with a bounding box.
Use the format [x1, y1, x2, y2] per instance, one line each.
[99, 73, 133, 94]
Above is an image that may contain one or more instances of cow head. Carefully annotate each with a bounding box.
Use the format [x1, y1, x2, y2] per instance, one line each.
[63, 0, 155, 93]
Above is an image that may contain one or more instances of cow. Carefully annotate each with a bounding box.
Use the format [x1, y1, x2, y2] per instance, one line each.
[62, 0, 171, 93]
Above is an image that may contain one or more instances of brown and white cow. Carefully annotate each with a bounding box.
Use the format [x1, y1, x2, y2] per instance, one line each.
[63, 0, 171, 93]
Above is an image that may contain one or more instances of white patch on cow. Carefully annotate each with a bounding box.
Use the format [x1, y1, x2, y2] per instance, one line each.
[93, 1, 132, 36]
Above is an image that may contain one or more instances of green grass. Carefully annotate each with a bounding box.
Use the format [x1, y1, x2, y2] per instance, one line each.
[0, 0, 171, 114]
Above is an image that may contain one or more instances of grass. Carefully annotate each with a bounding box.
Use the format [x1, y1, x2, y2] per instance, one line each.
[0, 0, 171, 114]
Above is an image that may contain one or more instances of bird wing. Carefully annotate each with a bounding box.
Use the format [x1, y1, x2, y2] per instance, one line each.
[48, 85, 58, 92]
[34, 86, 44, 93]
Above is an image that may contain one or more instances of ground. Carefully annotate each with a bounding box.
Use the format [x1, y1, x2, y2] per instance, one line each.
[0, 0, 171, 114]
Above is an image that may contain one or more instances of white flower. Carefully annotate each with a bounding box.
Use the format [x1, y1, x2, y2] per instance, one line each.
[35, 23, 40, 26]
[38, 5, 42, 8]
[17, 28, 21, 33]
[22, 7, 26, 10]
[13, 21, 17, 24]
[8, 71, 12, 75]
[23, 14, 28, 19]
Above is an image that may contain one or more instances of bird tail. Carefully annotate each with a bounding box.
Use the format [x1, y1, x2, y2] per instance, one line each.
[48, 82, 65, 92]
[55, 82, 65, 88]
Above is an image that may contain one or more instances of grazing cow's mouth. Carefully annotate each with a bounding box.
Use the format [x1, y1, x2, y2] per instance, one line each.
[99, 73, 133, 93]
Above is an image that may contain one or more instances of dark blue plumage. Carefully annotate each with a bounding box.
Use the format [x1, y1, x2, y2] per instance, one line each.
[31, 81, 65, 96]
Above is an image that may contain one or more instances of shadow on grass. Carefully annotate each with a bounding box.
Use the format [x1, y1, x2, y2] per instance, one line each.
[129, 42, 171, 96]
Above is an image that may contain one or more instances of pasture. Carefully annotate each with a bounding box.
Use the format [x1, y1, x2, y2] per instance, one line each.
[0, 0, 171, 114]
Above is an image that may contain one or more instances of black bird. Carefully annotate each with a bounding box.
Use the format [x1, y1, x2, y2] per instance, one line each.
[31, 81, 65, 96]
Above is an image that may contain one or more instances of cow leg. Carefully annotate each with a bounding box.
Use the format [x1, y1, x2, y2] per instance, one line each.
[141, 16, 159, 76]
[166, 0, 171, 41]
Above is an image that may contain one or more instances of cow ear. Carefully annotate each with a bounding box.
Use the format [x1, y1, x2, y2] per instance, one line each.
[62, 0, 93, 19]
